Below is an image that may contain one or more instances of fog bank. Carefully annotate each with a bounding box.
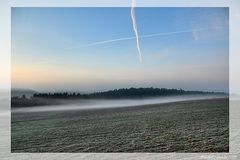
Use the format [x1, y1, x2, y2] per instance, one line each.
[12, 94, 228, 113]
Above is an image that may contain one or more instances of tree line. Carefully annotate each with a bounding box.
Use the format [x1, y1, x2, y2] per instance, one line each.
[31, 87, 216, 99]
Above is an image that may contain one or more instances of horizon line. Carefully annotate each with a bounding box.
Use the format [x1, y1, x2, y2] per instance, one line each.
[11, 87, 228, 94]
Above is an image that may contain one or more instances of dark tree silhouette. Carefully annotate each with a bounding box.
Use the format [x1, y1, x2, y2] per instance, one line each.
[32, 87, 219, 99]
[11, 87, 225, 107]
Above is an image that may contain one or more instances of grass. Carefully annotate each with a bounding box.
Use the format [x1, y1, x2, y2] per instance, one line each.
[11, 98, 229, 152]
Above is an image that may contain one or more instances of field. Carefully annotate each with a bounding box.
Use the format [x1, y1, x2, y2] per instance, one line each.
[11, 98, 229, 152]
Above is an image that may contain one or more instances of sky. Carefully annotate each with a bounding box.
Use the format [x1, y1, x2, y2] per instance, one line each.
[11, 7, 229, 93]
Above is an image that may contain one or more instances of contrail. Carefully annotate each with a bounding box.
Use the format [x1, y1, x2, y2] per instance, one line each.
[131, 0, 142, 62]
[65, 27, 218, 50]
[83, 37, 135, 47]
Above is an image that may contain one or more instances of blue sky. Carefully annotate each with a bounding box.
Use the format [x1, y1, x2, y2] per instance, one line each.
[12, 7, 229, 92]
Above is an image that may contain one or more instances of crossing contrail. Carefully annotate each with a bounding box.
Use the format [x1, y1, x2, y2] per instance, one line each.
[131, 0, 142, 62]
[65, 27, 211, 50]
[64, 26, 222, 50]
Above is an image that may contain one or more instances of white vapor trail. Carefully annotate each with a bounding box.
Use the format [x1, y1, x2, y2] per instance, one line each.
[131, 0, 142, 62]
[65, 28, 210, 50]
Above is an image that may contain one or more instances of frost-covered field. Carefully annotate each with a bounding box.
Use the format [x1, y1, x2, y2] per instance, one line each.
[11, 98, 228, 152]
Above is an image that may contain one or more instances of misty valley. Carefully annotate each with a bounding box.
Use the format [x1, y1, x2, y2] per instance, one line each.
[11, 88, 229, 152]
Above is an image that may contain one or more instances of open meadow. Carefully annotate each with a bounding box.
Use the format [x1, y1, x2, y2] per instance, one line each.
[11, 98, 229, 152]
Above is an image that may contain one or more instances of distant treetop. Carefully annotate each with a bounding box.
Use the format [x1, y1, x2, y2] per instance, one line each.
[31, 87, 224, 99]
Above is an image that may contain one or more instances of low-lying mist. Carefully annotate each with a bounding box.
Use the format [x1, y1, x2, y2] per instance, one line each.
[12, 94, 228, 113]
